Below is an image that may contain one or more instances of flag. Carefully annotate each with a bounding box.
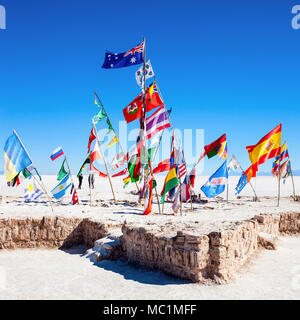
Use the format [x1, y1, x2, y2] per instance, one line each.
[92, 109, 106, 125]
[143, 175, 153, 215]
[91, 141, 101, 164]
[135, 59, 154, 88]
[11, 167, 32, 187]
[272, 142, 289, 176]
[106, 118, 114, 135]
[111, 152, 126, 170]
[145, 106, 171, 140]
[24, 177, 44, 202]
[51, 174, 71, 199]
[123, 84, 164, 123]
[204, 134, 227, 159]
[161, 165, 180, 204]
[228, 154, 240, 172]
[178, 163, 186, 179]
[235, 164, 257, 195]
[235, 174, 248, 195]
[102, 41, 144, 69]
[57, 159, 68, 181]
[112, 168, 128, 177]
[50, 147, 64, 161]
[77, 154, 90, 177]
[279, 160, 289, 177]
[4, 132, 32, 182]
[72, 189, 79, 205]
[246, 124, 282, 171]
[282, 161, 292, 183]
[128, 153, 141, 182]
[153, 159, 170, 174]
[123, 175, 131, 188]
[108, 134, 118, 148]
[87, 128, 96, 153]
[201, 161, 228, 198]
[188, 167, 196, 188]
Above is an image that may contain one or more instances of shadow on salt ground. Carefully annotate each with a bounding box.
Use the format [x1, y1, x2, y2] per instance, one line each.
[61, 245, 189, 286]
[94, 259, 190, 286]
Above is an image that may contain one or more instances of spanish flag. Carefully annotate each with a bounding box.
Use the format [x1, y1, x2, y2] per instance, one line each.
[4, 132, 32, 183]
[246, 124, 282, 171]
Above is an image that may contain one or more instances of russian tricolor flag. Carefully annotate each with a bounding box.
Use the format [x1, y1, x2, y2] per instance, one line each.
[50, 147, 64, 161]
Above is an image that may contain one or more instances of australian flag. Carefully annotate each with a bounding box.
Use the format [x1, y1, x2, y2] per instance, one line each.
[102, 41, 144, 69]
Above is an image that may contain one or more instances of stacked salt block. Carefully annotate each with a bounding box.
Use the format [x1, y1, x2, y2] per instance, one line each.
[0, 217, 120, 249]
[121, 211, 300, 284]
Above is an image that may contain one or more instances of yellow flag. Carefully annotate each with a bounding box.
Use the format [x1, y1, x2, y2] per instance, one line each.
[149, 82, 154, 99]
[108, 134, 118, 148]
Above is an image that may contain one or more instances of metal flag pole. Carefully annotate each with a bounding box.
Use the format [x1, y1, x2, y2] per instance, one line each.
[13, 130, 54, 213]
[92, 122, 117, 203]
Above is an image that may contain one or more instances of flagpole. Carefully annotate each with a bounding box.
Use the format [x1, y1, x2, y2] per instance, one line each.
[226, 156, 229, 203]
[156, 82, 193, 209]
[63, 154, 79, 205]
[277, 156, 281, 207]
[236, 162, 258, 201]
[290, 161, 296, 200]
[89, 152, 92, 207]
[94, 91, 140, 194]
[142, 37, 147, 189]
[13, 130, 54, 213]
[92, 122, 117, 203]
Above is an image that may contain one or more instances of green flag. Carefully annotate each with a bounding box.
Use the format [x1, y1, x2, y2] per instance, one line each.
[92, 109, 106, 125]
[57, 159, 68, 181]
[106, 118, 114, 135]
[77, 155, 91, 177]
[128, 154, 141, 183]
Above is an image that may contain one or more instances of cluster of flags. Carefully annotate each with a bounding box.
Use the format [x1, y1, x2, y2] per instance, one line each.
[3, 39, 296, 213]
[50, 147, 78, 205]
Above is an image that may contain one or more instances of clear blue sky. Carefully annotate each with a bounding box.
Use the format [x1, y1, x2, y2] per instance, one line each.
[1, 0, 300, 176]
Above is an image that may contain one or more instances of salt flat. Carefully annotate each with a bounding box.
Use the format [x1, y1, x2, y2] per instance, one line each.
[0, 175, 299, 235]
[0, 236, 299, 300]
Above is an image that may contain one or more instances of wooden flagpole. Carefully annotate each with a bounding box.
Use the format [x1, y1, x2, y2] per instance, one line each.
[63, 154, 79, 205]
[277, 156, 281, 207]
[236, 162, 258, 201]
[94, 92, 140, 194]
[156, 82, 194, 210]
[92, 123, 117, 203]
[289, 161, 296, 200]
[13, 130, 54, 212]
[89, 152, 92, 207]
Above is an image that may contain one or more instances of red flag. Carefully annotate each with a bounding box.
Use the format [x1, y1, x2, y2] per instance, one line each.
[143, 176, 153, 215]
[72, 189, 79, 205]
[112, 168, 128, 177]
[91, 141, 101, 163]
[153, 159, 170, 174]
[123, 84, 163, 123]
[87, 128, 96, 153]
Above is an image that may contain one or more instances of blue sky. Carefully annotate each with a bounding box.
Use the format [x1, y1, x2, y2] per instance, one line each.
[1, 0, 300, 176]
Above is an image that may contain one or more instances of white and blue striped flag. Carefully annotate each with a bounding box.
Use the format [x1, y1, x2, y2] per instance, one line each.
[51, 174, 71, 199]
[24, 177, 44, 202]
